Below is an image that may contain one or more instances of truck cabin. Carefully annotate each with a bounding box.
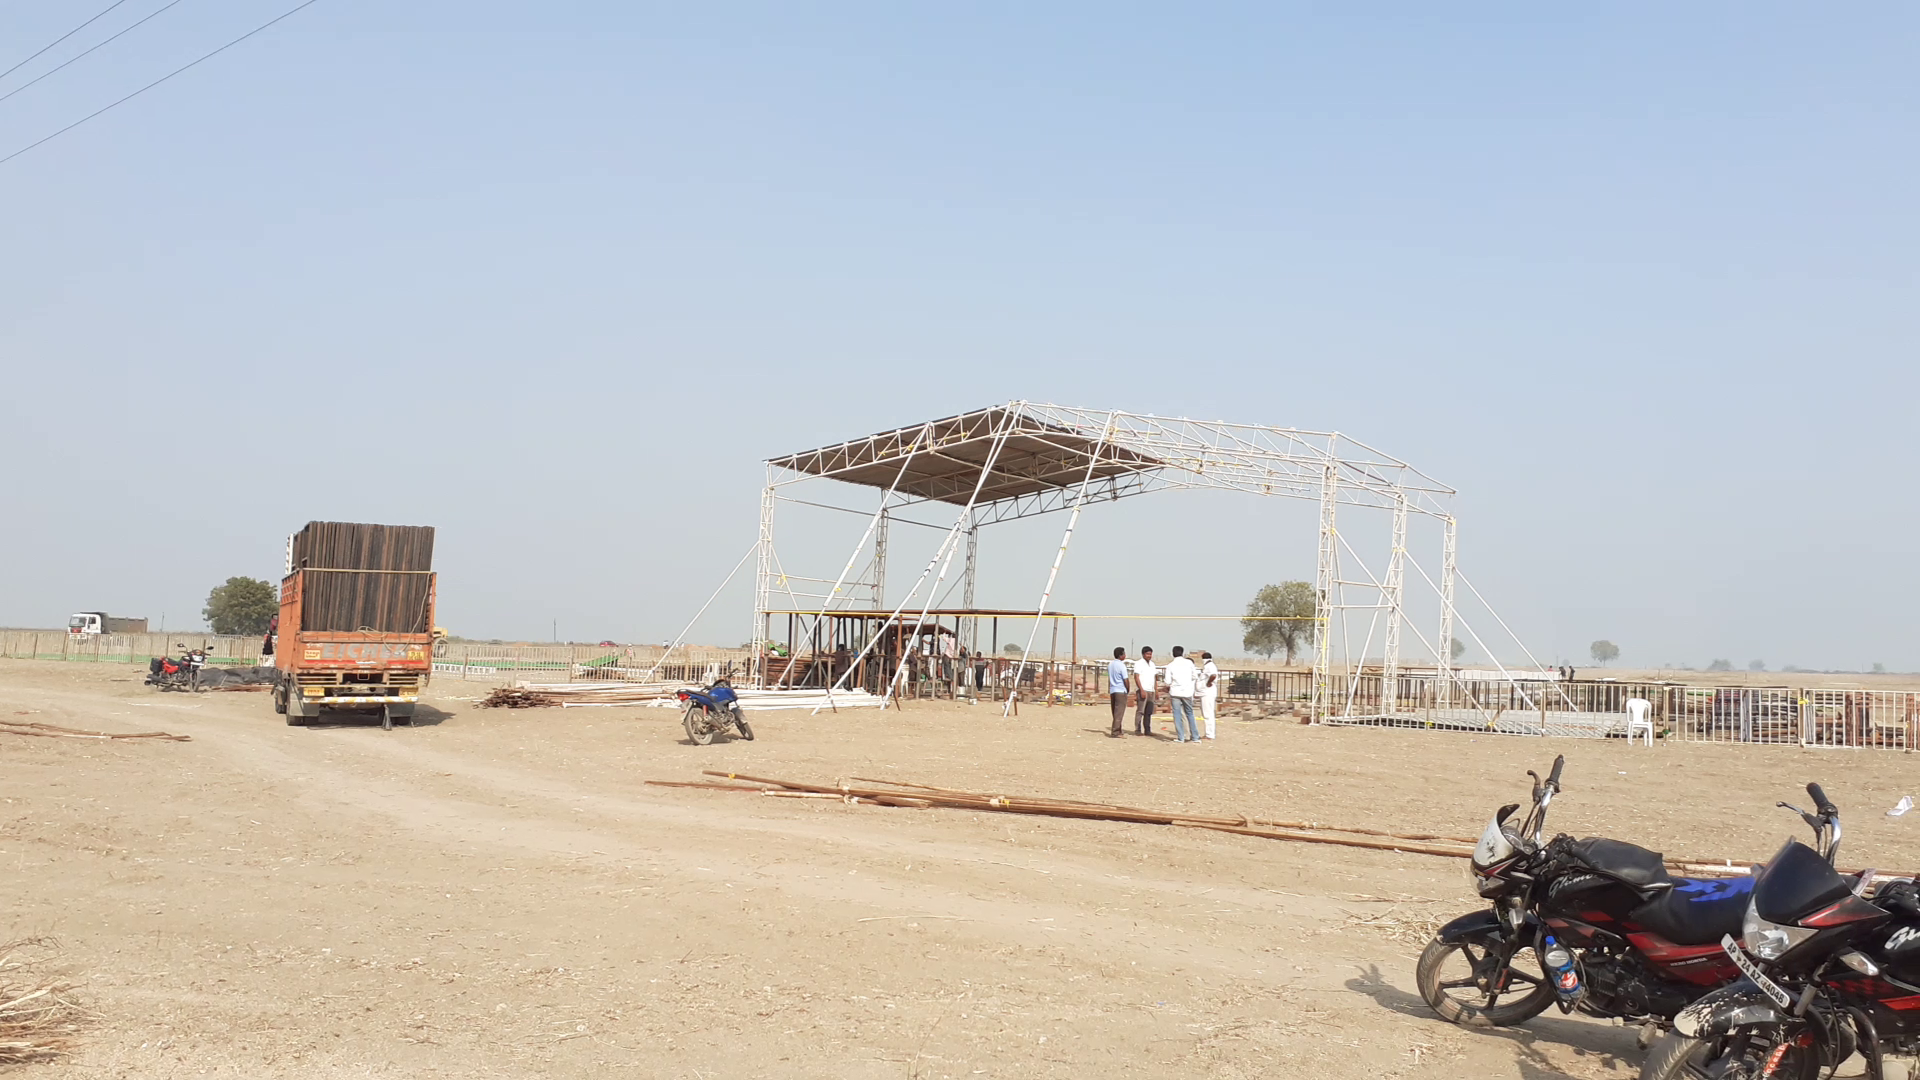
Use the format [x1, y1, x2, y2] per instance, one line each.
[68, 613, 104, 635]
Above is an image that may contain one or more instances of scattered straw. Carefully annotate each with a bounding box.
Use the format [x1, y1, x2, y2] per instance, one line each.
[0, 938, 88, 1063]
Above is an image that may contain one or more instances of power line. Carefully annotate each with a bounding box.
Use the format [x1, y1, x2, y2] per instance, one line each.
[0, 0, 190, 108]
[0, 0, 326, 169]
[0, 0, 136, 82]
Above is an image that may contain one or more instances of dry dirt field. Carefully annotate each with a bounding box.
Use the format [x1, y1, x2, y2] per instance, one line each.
[8, 658, 1920, 1080]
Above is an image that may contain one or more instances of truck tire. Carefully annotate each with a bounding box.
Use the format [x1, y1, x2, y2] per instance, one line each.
[273, 686, 288, 715]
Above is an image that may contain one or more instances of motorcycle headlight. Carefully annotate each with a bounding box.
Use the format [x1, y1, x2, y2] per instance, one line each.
[1741, 898, 1817, 961]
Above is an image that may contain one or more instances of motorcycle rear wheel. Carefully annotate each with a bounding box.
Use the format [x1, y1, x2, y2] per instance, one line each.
[1416, 934, 1556, 1028]
[683, 705, 715, 745]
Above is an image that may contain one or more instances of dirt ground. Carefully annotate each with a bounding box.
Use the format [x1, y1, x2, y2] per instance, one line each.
[8, 659, 1920, 1079]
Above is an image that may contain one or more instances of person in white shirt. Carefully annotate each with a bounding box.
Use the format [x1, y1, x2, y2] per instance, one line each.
[1164, 646, 1199, 743]
[1131, 647, 1157, 736]
[1199, 651, 1220, 739]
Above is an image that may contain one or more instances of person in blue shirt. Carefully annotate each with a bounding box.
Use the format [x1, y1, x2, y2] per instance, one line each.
[1107, 647, 1129, 738]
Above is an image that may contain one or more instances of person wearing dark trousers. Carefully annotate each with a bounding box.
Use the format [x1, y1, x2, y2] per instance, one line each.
[1132, 646, 1158, 735]
[1107, 647, 1129, 738]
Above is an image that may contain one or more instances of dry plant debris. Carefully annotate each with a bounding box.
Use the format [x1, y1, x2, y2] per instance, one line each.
[0, 939, 88, 1063]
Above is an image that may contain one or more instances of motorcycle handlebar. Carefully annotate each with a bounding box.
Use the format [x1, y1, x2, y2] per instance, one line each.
[1546, 755, 1565, 792]
[1808, 783, 1838, 818]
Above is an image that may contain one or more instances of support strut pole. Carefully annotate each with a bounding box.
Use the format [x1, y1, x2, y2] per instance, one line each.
[1311, 456, 1339, 722]
[752, 467, 775, 687]
[1437, 514, 1457, 708]
[1004, 414, 1115, 716]
[1382, 490, 1407, 717]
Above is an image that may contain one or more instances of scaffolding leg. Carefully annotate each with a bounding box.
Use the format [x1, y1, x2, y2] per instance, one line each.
[1311, 462, 1338, 722]
[1437, 515, 1457, 708]
[1382, 492, 1406, 718]
[752, 473, 775, 688]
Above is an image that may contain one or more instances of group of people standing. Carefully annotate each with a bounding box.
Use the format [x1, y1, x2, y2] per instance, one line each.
[1106, 645, 1218, 743]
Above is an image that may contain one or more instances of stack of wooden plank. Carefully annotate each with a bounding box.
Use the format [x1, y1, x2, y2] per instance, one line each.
[291, 521, 435, 634]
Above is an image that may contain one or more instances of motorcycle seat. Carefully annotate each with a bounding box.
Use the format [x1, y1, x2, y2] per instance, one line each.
[1566, 837, 1673, 889]
[1629, 876, 1755, 946]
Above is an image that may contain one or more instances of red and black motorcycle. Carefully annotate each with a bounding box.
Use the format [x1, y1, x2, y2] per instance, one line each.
[1640, 785, 1897, 1080]
[1420, 756, 1751, 1038]
[145, 646, 208, 692]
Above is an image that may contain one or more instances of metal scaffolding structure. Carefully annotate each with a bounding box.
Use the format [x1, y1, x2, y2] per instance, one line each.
[750, 401, 1567, 725]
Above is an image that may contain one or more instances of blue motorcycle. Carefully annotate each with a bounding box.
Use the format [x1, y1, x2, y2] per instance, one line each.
[676, 677, 753, 745]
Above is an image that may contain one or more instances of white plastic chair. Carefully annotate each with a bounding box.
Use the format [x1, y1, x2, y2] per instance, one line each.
[1626, 698, 1654, 747]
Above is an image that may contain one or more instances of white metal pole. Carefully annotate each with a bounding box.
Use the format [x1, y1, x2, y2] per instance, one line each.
[772, 432, 926, 692]
[822, 414, 1019, 709]
[644, 540, 760, 683]
[1003, 415, 1115, 716]
[1311, 457, 1339, 722]
[871, 509, 889, 610]
[1382, 490, 1406, 717]
[752, 468, 775, 687]
[884, 419, 1019, 709]
[1437, 514, 1456, 708]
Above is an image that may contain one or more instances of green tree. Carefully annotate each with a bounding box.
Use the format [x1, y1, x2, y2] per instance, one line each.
[1589, 639, 1620, 665]
[1707, 658, 1734, 672]
[1242, 581, 1315, 665]
[1450, 638, 1467, 662]
[204, 577, 278, 636]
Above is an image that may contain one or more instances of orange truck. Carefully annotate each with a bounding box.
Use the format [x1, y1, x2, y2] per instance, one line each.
[271, 521, 439, 730]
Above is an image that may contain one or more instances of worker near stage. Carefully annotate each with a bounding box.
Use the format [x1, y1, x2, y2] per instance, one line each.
[1107, 647, 1129, 738]
[1199, 651, 1220, 740]
[1132, 646, 1158, 737]
[1165, 646, 1199, 744]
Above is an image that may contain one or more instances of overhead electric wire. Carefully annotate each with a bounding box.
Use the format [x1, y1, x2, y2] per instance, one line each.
[0, 0, 135, 82]
[0, 0, 324, 169]
[0, 0, 190, 107]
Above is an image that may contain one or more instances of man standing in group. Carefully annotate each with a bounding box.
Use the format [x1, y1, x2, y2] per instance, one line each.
[1132, 646, 1157, 736]
[1199, 651, 1220, 740]
[1165, 646, 1199, 744]
[1107, 647, 1129, 738]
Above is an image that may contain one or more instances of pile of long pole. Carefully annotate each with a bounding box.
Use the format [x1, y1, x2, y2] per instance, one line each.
[647, 689, 886, 712]
[646, 771, 1845, 880]
[650, 771, 1479, 857]
[0, 722, 189, 742]
[482, 682, 694, 708]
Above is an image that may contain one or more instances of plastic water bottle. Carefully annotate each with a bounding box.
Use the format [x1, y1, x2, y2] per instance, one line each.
[1542, 936, 1581, 1001]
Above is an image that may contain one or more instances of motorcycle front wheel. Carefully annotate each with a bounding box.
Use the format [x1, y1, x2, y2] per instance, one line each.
[683, 705, 715, 745]
[1416, 932, 1556, 1027]
[735, 717, 754, 741]
[1639, 1030, 1820, 1080]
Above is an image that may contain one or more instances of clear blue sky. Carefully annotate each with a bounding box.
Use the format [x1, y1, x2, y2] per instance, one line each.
[2, 2, 1914, 670]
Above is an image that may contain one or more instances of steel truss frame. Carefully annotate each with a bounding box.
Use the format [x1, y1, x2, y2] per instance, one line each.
[752, 401, 1558, 721]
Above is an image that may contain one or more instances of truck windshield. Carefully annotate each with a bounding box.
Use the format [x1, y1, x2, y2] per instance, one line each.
[68, 616, 90, 628]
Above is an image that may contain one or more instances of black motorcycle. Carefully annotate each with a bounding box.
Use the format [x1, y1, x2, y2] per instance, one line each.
[1640, 784, 1896, 1080]
[1420, 755, 1751, 1037]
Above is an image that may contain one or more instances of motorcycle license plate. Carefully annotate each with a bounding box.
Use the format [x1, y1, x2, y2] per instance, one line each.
[1720, 935, 1794, 1009]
